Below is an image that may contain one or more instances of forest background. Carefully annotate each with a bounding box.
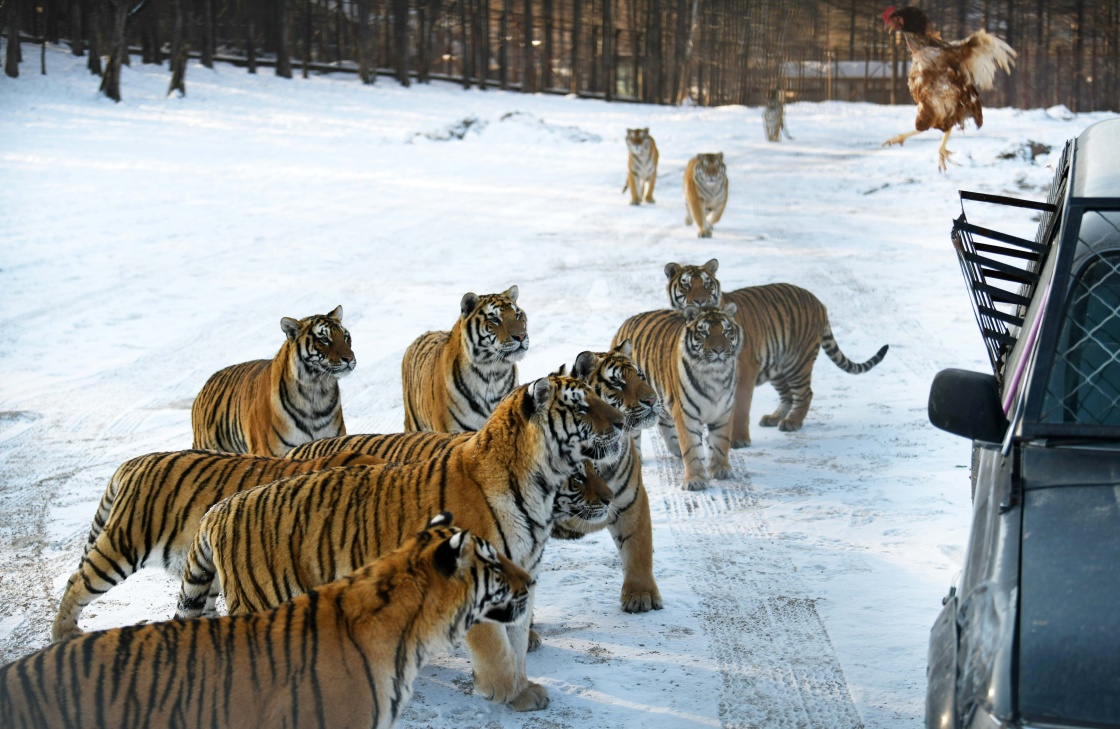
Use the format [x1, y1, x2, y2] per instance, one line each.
[2, 0, 1116, 111]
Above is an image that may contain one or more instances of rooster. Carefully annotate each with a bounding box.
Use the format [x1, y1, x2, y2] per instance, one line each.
[882, 6, 1016, 171]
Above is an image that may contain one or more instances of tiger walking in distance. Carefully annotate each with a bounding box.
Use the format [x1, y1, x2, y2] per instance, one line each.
[51, 449, 382, 642]
[622, 128, 659, 205]
[177, 373, 624, 712]
[191, 306, 354, 457]
[4, 514, 531, 729]
[683, 152, 728, 238]
[402, 287, 527, 433]
[613, 303, 743, 490]
[664, 259, 889, 447]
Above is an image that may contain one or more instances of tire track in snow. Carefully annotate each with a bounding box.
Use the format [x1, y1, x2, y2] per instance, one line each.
[647, 435, 865, 729]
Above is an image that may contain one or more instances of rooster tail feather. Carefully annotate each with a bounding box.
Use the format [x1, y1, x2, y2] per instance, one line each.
[962, 30, 1016, 91]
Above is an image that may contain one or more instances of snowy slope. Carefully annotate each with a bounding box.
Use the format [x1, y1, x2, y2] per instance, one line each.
[1, 43, 1115, 728]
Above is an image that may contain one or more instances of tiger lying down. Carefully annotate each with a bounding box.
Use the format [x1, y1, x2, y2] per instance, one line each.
[2, 514, 532, 729]
[177, 372, 625, 712]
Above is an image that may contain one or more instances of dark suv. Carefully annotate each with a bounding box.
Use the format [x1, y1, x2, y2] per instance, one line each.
[925, 118, 1120, 729]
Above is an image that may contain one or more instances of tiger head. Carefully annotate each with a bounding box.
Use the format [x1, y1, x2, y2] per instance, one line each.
[280, 305, 356, 378]
[460, 286, 529, 365]
[519, 371, 625, 477]
[625, 128, 653, 156]
[552, 459, 614, 533]
[572, 341, 660, 432]
[419, 513, 533, 627]
[665, 258, 722, 311]
[692, 153, 727, 184]
[681, 302, 742, 366]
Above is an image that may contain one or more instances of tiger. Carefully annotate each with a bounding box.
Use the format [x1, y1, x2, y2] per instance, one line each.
[551, 340, 664, 613]
[50, 449, 384, 643]
[176, 373, 624, 712]
[622, 127, 659, 205]
[191, 305, 355, 457]
[3, 513, 531, 729]
[613, 303, 743, 491]
[401, 286, 528, 433]
[664, 259, 721, 311]
[664, 260, 890, 446]
[683, 152, 728, 238]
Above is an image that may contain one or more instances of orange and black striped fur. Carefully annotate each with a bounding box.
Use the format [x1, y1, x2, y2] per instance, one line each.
[613, 303, 742, 490]
[553, 341, 664, 612]
[665, 260, 889, 446]
[402, 287, 528, 433]
[622, 128, 658, 205]
[4, 514, 531, 729]
[683, 153, 728, 238]
[176, 373, 623, 712]
[51, 449, 383, 642]
[191, 306, 354, 457]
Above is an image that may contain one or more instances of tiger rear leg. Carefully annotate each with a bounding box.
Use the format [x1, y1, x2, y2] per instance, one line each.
[779, 384, 813, 433]
[175, 530, 221, 620]
[51, 539, 137, 642]
[730, 357, 760, 448]
[759, 377, 794, 428]
[610, 483, 663, 612]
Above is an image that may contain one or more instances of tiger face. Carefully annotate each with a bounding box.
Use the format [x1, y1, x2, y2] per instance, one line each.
[625, 127, 652, 156]
[553, 459, 614, 529]
[429, 517, 533, 626]
[693, 153, 727, 185]
[461, 286, 529, 364]
[681, 302, 742, 366]
[665, 258, 722, 311]
[280, 305, 355, 378]
[572, 341, 660, 432]
[527, 372, 625, 471]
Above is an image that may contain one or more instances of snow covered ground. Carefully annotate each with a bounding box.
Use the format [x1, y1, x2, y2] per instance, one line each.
[1, 43, 1114, 728]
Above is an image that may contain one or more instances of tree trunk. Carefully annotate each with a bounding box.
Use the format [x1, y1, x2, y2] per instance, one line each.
[302, 0, 311, 78]
[358, 0, 374, 83]
[674, 0, 698, 104]
[168, 0, 187, 95]
[87, 0, 101, 74]
[141, 0, 162, 65]
[392, 0, 409, 85]
[602, 0, 612, 100]
[245, 0, 258, 75]
[569, 0, 580, 93]
[4, 0, 19, 79]
[542, 0, 553, 90]
[200, 0, 214, 68]
[277, 0, 293, 77]
[499, 0, 509, 88]
[69, 0, 84, 56]
[99, 0, 130, 101]
[521, 0, 534, 91]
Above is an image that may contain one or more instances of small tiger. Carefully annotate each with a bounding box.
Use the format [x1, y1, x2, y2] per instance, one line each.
[764, 88, 793, 142]
[664, 259, 721, 311]
[191, 306, 355, 457]
[50, 449, 383, 643]
[683, 152, 728, 238]
[3, 514, 531, 729]
[551, 340, 664, 613]
[613, 303, 742, 490]
[664, 260, 889, 446]
[402, 287, 528, 433]
[622, 127, 659, 205]
[176, 373, 623, 712]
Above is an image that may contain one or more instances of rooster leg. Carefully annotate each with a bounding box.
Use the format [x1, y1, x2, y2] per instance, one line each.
[882, 130, 923, 148]
[937, 130, 955, 172]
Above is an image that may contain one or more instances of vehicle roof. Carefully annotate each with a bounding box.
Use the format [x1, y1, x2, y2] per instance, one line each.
[1071, 118, 1120, 201]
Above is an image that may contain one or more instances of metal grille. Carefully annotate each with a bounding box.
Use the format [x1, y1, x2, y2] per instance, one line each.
[1042, 214, 1120, 426]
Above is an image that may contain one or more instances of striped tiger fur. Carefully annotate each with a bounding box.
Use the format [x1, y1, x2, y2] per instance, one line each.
[551, 340, 664, 612]
[664, 260, 889, 446]
[664, 259, 721, 311]
[402, 287, 528, 433]
[683, 153, 728, 238]
[50, 449, 383, 643]
[176, 373, 624, 712]
[622, 128, 658, 205]
[613, 303, 743, 491]
[4, 514, 531, 729]
[191, 306, 355, 456]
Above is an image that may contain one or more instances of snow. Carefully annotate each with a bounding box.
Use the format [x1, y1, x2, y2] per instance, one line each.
[1, 43, 1115, 728]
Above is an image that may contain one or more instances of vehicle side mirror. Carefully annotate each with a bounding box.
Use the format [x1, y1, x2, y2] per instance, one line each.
[928, 368, 1009, 443]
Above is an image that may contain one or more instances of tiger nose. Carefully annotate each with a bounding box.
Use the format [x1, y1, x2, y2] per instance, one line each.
[511, 332, 527, 343]
[641, 394, 657, 407]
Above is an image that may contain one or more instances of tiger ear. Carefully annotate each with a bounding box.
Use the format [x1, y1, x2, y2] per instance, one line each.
[461, 292, 480, 317]
[504, 285, 519, 303]
[722, 301, 738, 318]
[573, 351, 598, 381]
[664, 262, 681, 280]
[280, 317, 301, 341]
[551, 363, 567, 377]
[717, 152, 724, 161]
[327, 305, 343, 322]
[682, 305, 701, 322]
[427, 512, 453, 529]
[613, 338, 633, 357]
[433, 530, 469, 578]
[703, 259, 719, 275]
[642, 128, 649, 134]
[522, 378, 552, 419]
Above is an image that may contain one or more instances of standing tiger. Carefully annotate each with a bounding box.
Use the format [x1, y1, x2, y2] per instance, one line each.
[683, 152, 729, 238]
[176, 373, 624, 712]
[5, 514, 531, 729]
[613, 303, 742, 490]
[622, 127, 659, 205]
[664, 260, 889, 446]
[553, 340, 664, 612]
[402, 286, 528, 433]
[191, 306, 354, 457]
[50, 449, 383, 643]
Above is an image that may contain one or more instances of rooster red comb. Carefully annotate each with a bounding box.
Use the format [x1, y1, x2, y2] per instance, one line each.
[882, 5, 896, 24]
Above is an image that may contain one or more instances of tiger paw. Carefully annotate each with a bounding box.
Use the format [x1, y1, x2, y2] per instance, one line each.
[778, 419, 803, 432]
[510, 682, 550, 712]
[730, 438, 751, 448]
[630, 200, 641, 206]
[710, 463, 734, 480]
[683, 475, 710, 491]
[528, 628, 542, 652]
[759, 414, 781, 427]
[698, 229, 713, 238]
[621, 586, 664, 613]
[645, 197, 656, 204]
[472, 670, 522, 705]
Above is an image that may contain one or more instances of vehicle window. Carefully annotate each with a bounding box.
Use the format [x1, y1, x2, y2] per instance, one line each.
[1041, 211, 1120, 425]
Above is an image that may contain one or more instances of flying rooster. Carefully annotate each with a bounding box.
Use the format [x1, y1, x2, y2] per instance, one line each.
[881, 6, 1016, 171]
